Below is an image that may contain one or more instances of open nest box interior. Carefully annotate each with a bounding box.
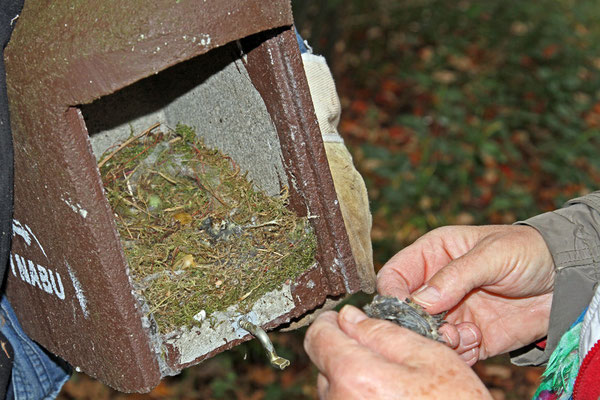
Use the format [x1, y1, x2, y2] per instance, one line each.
[5, 0, 372, 393]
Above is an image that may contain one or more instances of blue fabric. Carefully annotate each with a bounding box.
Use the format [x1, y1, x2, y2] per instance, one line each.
[295, 28, 309, 54]
[572, 306, 588, 326]
[0, 296, 70, 400]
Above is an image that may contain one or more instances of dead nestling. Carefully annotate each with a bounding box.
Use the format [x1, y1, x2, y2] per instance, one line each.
[363, 295, 446, 341]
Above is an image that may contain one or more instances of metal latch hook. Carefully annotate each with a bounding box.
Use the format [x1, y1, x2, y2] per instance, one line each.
[239, 318, 290, 370]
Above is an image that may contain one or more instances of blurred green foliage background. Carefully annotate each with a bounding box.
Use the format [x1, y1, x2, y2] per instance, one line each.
[59, 0, 600, 398]
[294, 0, 600, 265]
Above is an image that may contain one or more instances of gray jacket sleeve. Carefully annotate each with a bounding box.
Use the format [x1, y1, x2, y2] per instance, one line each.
[510, 191, 600, 366]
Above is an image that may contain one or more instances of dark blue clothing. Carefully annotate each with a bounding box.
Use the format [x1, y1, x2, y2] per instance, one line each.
[1, 297, 69, 400]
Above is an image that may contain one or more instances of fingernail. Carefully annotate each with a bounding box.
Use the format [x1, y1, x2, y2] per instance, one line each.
[459, 325, 478, 348]
[460, 348, 477, 363]
[412, 285, 441, 307]
[340, 305, 368, 325]
[442, 331, 456, 348]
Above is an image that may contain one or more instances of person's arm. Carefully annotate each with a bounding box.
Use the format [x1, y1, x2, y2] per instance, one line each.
[511, 191, 600, 365]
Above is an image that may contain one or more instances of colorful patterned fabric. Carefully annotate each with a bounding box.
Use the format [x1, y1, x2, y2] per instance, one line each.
[533, 309, 588, 400]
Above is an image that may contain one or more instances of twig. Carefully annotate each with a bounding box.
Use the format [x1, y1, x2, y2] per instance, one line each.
[152, 170, 179, 185]
[98, 122, 160, 168]
[119, 196, 152, 217]
[117, 213, 134, 239]
[245, 219, 280, 229]
[194, 174, 228, 207]
[238, 285, 260, 301]
[163, 205, 186, 212]
[124, 166, 141, 199]
[149, 292, 173, 314]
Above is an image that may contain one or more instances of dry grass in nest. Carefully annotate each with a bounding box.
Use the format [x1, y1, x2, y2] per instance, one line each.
[99, 124, 316, 333]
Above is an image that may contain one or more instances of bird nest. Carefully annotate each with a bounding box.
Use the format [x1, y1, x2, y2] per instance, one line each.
[99, 124, 316, 333]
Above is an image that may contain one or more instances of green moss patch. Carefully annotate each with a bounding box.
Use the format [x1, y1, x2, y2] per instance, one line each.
[99, 124, 316, 333]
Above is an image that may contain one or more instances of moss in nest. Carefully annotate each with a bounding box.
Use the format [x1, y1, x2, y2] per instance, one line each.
[99, 123, 317, 333]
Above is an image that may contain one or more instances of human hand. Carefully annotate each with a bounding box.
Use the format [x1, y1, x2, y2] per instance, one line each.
[304, 306, 492, 399]
[377, 225, 555, 365]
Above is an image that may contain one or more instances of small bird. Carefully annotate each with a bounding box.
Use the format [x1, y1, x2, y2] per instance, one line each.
[200, 217, 242, 241]
[363, 295, 446, 342]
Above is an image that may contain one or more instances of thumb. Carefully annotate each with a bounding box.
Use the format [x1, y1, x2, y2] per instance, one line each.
[338, 305, 447, 364]
[411, 246, 496, 314]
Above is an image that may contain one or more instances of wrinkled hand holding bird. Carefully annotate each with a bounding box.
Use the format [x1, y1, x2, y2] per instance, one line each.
[304, 225, 556, 399]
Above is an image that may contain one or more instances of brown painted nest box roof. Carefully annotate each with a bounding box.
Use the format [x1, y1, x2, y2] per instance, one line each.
[4, 0, 370, 393]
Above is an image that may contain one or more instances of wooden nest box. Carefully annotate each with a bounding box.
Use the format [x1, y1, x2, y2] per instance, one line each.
[5, 0, 370, 392]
